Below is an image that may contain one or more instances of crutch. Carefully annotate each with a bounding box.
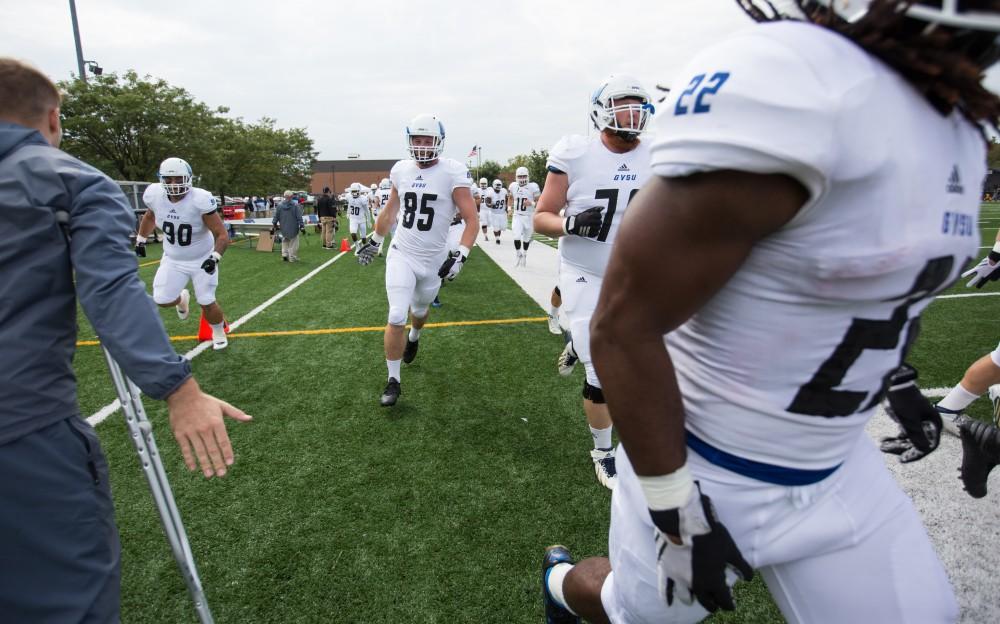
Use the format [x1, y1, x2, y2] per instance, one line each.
[101, 347, 215, 624]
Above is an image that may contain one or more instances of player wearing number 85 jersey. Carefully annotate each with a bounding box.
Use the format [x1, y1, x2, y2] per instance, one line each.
[533, 74, 653, 490]
[138, 157, 230, 350]
[356, 113, 479, 407]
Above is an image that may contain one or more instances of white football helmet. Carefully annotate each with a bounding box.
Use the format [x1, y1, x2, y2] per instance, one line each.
[370, 183, 378, 192]
[351, 182, 362, 198]
[406, 113, 445, 163]
[515, 166, 529, 187]
[590, 75, 653, 138]
[379, 178, 391, 190]
[492, 179, 503, 192]
[479, 177, 488, 189]
[158, 157, 192, 196]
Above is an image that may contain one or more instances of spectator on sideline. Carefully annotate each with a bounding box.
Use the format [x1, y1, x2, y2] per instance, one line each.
[272, 190, 304, 262]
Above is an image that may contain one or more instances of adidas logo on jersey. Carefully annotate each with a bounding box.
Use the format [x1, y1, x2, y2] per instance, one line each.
[416, 175, 424, 181]
[617, 164, 630, 172]
[169, 208, 177, 214]
[576, 276, 587, 283]
[946, 166, 964, 194]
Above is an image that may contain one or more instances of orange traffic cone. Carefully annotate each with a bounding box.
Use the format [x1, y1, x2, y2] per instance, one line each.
[339, 238, 351, 252]
[198, 313, 230, 342]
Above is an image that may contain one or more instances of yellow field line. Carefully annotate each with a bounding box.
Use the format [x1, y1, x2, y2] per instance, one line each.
[76, 316, 549, 347]
[138, 259, 161, 268]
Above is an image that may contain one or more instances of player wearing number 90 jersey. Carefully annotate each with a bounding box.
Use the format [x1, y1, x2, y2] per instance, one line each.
[138, 157, 231, 350]
[356, 114, 479, 408]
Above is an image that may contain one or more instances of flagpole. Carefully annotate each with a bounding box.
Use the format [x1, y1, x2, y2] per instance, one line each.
[477, 146, 482, 181]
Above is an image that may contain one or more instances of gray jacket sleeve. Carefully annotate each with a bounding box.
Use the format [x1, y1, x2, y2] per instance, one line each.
[58, 153, 192, 399]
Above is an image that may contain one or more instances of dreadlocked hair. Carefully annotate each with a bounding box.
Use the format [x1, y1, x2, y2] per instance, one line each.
[737, 1, 1000, 129]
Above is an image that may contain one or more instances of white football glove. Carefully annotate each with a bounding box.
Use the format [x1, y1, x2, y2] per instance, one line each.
[649, 482, 753, 613]
[962, 255, 1000, 289]
[437, 249, 467, 281]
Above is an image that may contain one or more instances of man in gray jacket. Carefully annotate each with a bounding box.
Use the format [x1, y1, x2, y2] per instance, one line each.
[0, 58, 251, 621]
[272, 189, 304, 261]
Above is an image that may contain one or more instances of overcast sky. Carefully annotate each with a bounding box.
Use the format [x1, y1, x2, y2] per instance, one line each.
[4, 1, 999, 165]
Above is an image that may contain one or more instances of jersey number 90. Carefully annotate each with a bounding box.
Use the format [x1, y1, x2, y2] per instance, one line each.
[161, 221, 192, 246]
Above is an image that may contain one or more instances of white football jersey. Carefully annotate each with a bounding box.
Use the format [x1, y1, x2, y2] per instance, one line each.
[142, 184, 217, 262]
[486, 188, 508, 213]
[548, 135, 651, 276]
[378, 188, 392, 208]
[478, 186, 489, 208]
[652, 21, 983, 473]
[508, 181, 541, 217]
[346, 196, 369, 222]
[389, 158, 472, 263]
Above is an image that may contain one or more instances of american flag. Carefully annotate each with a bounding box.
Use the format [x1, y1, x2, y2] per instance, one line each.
[468, 145, 478, 157]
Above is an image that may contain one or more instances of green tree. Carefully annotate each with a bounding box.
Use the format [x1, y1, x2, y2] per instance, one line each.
[504, 149, 549, 190]
[59, 71, 223, 181]
[58, 71, 316, 200]
[476, 159, 504, 185]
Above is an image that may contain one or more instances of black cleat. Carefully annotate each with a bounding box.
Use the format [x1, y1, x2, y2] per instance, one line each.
[380, 378, 401, 407]
[958, 416, 1000, 499]
[542, 545, 579, 624]
[403, 339, 419, 364]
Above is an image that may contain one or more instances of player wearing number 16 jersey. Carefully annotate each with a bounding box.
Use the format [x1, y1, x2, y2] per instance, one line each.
[137, 157, 230, 350]
[356, 114, 479, 407]
[533, 74, 653, 490]
[508, 167, 541, 266]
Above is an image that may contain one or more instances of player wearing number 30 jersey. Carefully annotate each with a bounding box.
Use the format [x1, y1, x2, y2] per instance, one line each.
[356, 113, 479, 407]
[137, 157, 230, 350]
[534, 74, 653, 490]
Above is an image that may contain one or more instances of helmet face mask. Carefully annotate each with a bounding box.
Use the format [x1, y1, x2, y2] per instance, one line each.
[351, 182, 362, 198]
[479, 177, 488, 189]
[515, 166, 529, 186]
[158, 157, 193, 196]
[492, 179, 503, 191]
[590, 75, 653, 140]
[406, 114, 445, 163]
[379, 178, 391, 190]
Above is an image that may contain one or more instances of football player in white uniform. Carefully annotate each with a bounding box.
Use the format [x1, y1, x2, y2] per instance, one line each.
[509, 167, 541, 266]
[136, 157, 230, 350]
[485, 178, 508, 245]
[477, 177, 490, 241]
[533, 74, 653, 490]
[346, 182, 371, 247]
[369, 183, 380, 219]
[375, 178, 394, 256]
[542, 2, 1000, 623]
[356, 114, 479, 407]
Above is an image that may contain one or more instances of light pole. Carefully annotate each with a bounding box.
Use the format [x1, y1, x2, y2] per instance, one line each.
[69, 0, 87, 82]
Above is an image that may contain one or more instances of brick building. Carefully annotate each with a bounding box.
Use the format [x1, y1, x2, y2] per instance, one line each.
[310, 159, 398, 195]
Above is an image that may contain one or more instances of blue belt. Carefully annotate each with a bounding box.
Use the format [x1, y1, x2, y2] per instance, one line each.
[686, 431, 840, 486]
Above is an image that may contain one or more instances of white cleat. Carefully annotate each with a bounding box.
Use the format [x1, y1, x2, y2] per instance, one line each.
[990, 385, 1000, 427]
[590, 448, 618, 490]
[176, 288, 190, 320]
[547, 314, 561, 335]
[212, 331, 228, 351]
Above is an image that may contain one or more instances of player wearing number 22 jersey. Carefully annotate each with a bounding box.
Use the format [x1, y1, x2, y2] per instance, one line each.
[137, 157, 231, 350]
[355, 114, 479, 407]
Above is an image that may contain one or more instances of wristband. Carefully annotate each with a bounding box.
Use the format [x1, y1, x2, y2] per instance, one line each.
[636, 464, 694, 511]
[135, 235, 147, 245]
[371, 232, 384, 245]
[989, 241, 1000, 263]
[211, 251, 222, 263]
[457, 245, 470, 260]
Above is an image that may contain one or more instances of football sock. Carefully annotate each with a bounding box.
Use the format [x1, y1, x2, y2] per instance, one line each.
[590, 425, 613, 450]
[387, 359, 401, 382]
[523, 241, 530, 251]
[514, 240, 522, 250]
[549, 304, 559, 317]
[545, 563, 577, 615]
[409, 327, 422, 342]
[210, 321, 225, 336]
[938, 384, 980, 412]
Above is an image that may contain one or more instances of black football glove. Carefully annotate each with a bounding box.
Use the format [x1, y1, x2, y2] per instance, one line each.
[649, 482, 753, 613]
[134, 241, 146, 257]
[356, 239, 380, 266]
[879, 363, 942, 463]
[201, 252, 221, 275]
[563, 206, 604, 238]
[437, 250, 467, 281]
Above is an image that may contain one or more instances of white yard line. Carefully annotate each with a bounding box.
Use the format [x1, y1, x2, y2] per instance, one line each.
[86, 249, 352, 426]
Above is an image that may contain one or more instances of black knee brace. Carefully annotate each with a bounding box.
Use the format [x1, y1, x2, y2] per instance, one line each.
[582, 381, 605, 404]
